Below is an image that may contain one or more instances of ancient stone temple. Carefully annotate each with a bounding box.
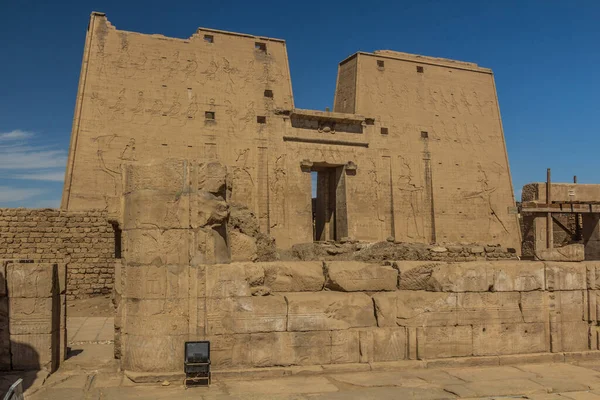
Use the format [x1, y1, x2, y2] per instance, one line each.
[61, 12, 520, 251]
[17, 12, 600, 383]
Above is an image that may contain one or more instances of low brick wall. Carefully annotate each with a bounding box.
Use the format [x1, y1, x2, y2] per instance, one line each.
[118, 260, 600, 376]
[0, 209, 116, 299]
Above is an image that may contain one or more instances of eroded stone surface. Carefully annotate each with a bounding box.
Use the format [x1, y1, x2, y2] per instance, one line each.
[286, 292, 376, 331]
[229, 231, 258, 262]
[326, 262, 397, 292]
[395, 261, 547, 292]
[206, 295, 287, 334]
[535, 244, 585, 262]
[263, 262, 325, 292]
[546, 262, 587, 291]
[7, 263, 58, 298]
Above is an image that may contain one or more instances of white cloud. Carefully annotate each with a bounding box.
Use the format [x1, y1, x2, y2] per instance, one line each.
[0, 186, 45, 202]
[0, 150, 67, 170]
[0, 130, 67, 170]
[10, 171, 66, 182]
[0, 130, 65, 207]
[0, 130, 34, 141]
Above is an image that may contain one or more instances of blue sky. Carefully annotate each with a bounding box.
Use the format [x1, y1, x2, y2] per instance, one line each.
[1, 0, 599, 207]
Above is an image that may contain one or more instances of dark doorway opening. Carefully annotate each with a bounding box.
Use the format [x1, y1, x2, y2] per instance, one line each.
[111, 222, 122, 259]
[310, 165, 348, 241]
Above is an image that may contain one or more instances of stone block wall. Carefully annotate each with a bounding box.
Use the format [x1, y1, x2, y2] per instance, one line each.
[0, 261, 66, 372]
[119, 259, 600, 375]
[0, 209, 116, 298]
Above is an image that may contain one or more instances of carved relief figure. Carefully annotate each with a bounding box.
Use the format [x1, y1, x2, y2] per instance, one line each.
[231, 148, 254, 205]
[397, 156, 425, 240]
[269, 155, 287, 229]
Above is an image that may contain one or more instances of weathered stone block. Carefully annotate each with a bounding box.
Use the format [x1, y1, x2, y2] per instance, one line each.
[263, 262, 324, 292]
[11, 332, 57, 371]
[123, 159, 188, 193]
[122, 333, 186, 372]
[359, 328, 407, 363]
[229, 231, 258, 262]
[60, 295, 66, 330]
[470, 246, 485, 254]
[59, 328, 67, 363]
[207, 334, 252, 369]
[124, 298, 189, 318]
[417, 326, 473, 359]
[325, 262, 397, 291]
[396, 291, 457, 327]
[7, 263, 58, 298]
[123, 229, 191, 265]
[535, 244, 585, 262]
[123, 190, 190, 230]
[286, 331, 332, 366]
[9, 297, 57, 335]
[249, 332, 291, 367]
[191, 192, 229, 232]
[559, 321, 590, 352]
[473, 323, 548, 356]
[193, 226, 230, 265]
[492, 261, 545, 291]
[286, 292, 376, 331]
[126, 314, 189, 337]
[250, 331, 332, 367]
[520, 291, 548, 323]
[205, 263, 263, 298]
[587, 262, 600, 289]
[456, 292, 534, 325]
[196, 161, 228, 195]
[57, 263, 67, 295]
[206, 296, 287, 334]
[125, 264, 189, 300]
[555, 291, 586, 322]
[429, 262, 494, 292]
[545, 262, 587, 291]
[394, 261, 446, 291]
[331, 330, 359, 364]
[372, 292, 397, 327]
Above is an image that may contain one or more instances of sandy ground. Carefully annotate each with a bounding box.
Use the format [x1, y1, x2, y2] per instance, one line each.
[67, 296, 114, 318]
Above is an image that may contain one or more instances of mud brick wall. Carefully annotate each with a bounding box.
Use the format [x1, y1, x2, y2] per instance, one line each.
[0, 209, 116, 299]
[118, 259, 600, 375]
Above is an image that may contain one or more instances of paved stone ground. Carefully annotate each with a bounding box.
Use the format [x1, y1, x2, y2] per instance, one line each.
[10, 316, 600, 399]
[68, 317, 114, 343]
[23, 357, 600, 399]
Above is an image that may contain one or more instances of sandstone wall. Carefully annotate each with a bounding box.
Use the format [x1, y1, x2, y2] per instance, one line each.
[119, 259, 600, 375]
[0, 261, 66, 372]
[0, 209, 116, 299]
[335, 51, 521, 250]
[62, 13, 521, 251]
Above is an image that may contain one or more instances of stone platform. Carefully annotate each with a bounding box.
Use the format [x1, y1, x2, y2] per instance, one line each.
[116, 259, 600, 376]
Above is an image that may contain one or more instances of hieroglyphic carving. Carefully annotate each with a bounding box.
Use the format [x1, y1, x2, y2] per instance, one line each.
[269, 155, 287, 229]
[397, 155, 425, 241]
[231, 148, 254, 204]
[257, 146, 270, 232]
[379, 156, 394, 238]
[462, 163, 509, 234]
[91, 134, 137, 209]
